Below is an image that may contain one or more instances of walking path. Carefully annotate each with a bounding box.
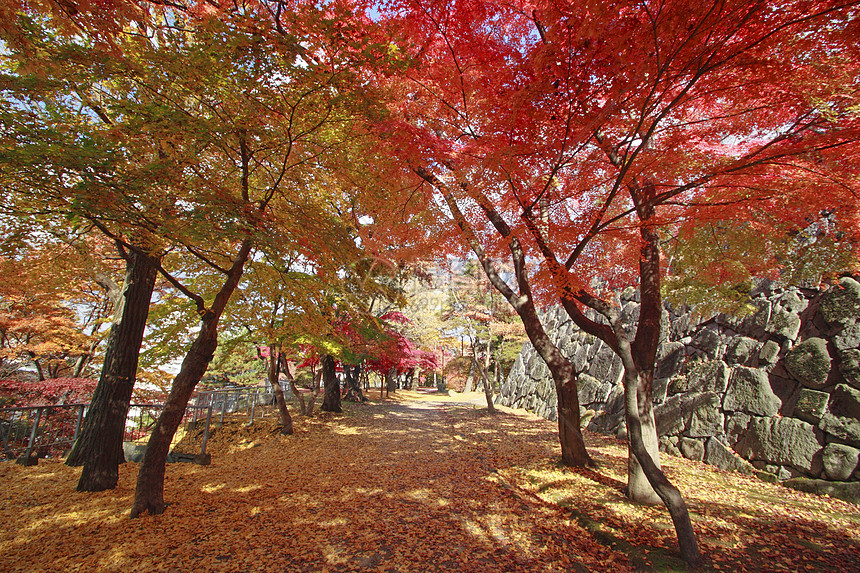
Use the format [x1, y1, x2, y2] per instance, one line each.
[1, 390, 858, 573]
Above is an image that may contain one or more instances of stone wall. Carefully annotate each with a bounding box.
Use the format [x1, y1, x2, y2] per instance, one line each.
[497, 277, 860, 484]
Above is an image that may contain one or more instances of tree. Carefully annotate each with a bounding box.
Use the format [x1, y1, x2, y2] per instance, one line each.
[374, 0, 860, 565]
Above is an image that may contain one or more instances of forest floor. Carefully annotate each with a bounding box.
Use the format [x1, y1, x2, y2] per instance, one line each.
[1, 389, 858, 573]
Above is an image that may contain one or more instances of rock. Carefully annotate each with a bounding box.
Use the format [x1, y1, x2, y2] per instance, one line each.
[769, 306, 802, 341]
[793, 388, 830, 424]
[828, 384, 860, 420]
[776, 289, 808, 314]
[655, 393, 693, 436]
[692, 328, 722, 359]
[783, 478, 860, 505]
[723, 367, 781, 416]
[687, 360, 730, 393]
[655, 342, 686, 379]
[785, 337, 832, 389]
[123, 442, 147, 463]
[758, 340, 781, 365]
[736, 417, 823, 474]
[839, 348, 860, 389]
[822, 443, 860, 481]
[834, 323, 860, 351]
[819, 277, 860, 327]
[680, 437, 705, 462]
[819, 389, 860, 448]
[588, 347, 617, 382]
[725, 412, 751, 446]
[704, 437, 755, 474]
[687, 392, 725, 438]
[746, 297, 772, 338]
[652, 377, 669, 404]
[577, 374, 611, 407]
[819, 414, 860, 449]
[725, 336, 760, 365]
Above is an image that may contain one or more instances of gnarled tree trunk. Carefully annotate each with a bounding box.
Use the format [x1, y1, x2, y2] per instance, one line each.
[130, 317, 218, 517]
[266, 346, 293, 435]
[130, 239, 251, 518]
[320, 354, 342, 413]
[343, 364, 366, 402]
[67, 248, 158, 492]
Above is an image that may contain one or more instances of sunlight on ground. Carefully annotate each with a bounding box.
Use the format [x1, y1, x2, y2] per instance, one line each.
[1, 394, 858, 573]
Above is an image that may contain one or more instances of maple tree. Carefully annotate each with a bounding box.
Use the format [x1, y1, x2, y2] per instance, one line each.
[0, 228, 121, 381]
[372, 0, 860, 564]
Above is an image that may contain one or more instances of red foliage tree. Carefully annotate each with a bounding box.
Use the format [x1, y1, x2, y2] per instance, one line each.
[373, 0, 860, 565]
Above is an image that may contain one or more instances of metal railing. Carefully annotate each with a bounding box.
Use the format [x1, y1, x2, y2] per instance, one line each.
[0, 385, 272, 462]
[0, 404, 86, 461]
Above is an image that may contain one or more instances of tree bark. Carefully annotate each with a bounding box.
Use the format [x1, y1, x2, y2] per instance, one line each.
[130, 239, 252, 518]
[343, 364, 365, 402]
[619, 342, 701, 566]
[320, 354, 342, 413]
[130, 317, 219, 517]
[267, 346, 293, 435]
[66, 248, 157, 493]
[518, 303, 591, 467]
[625, 370, 662, 504]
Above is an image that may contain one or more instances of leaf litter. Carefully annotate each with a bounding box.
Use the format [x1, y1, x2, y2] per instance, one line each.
[0, 390, 858, 572]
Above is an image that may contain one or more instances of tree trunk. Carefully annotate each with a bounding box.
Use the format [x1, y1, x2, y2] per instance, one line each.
[620, 351, 701, 566]
[67, 249, 157, 493]
[475, 353, 495, 414]
[463, 357, 475, 393]
[343, 364, 365, 402]
[625, 370, 662, 504]
[385, 367, 397, 396]
[320, 355, 342, 413]
[130, 317, 219, 517]
[519, 304, 592, 467]
[130, 238, 252, 518]
[267, 347, 293, 435]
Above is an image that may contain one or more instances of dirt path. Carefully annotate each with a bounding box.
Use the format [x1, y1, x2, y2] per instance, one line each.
[1, 390, 858, 573]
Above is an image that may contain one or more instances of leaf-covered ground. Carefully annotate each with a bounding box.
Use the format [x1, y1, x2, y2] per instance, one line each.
[1, 390, 858, 572]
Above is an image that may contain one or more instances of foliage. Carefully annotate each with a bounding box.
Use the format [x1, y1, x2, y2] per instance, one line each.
[0, 377, 97, 407]
[0, 233, 119, 380]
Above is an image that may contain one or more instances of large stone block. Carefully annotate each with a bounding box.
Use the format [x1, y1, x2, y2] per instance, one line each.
[736, 417, 823, 474]
[704, 437, 755, 474]
[692, 328, 722, 359]
[838, 348, 860, 389]
[775, 289, 808, 314]
[769, 306, 802, 341]
[687, 360, 730, 393]
[793, 388, 830, 424]
[818, 384, 860, 448]
[834, 323, 860, 351]
[655, 341, 686, 379]
[723, 367, 781, 416]
[758, 340, 781, 365]
[783, 478, 860, 505]
[587, 347, 617, 382]
[687, 392, 725, 438]
[828, 383, 860, 419]
[822, 443, 860, 481]
[577, 374, 611, 407]
[655, 393, 693, 436]
[819, 277, 860, 327]
[785, 337, 832, 389]
[725, 412, 751, 446]
[818, 414, 860, 448]
[680, 437, 705, 462]
[725, 336, 760, 366]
